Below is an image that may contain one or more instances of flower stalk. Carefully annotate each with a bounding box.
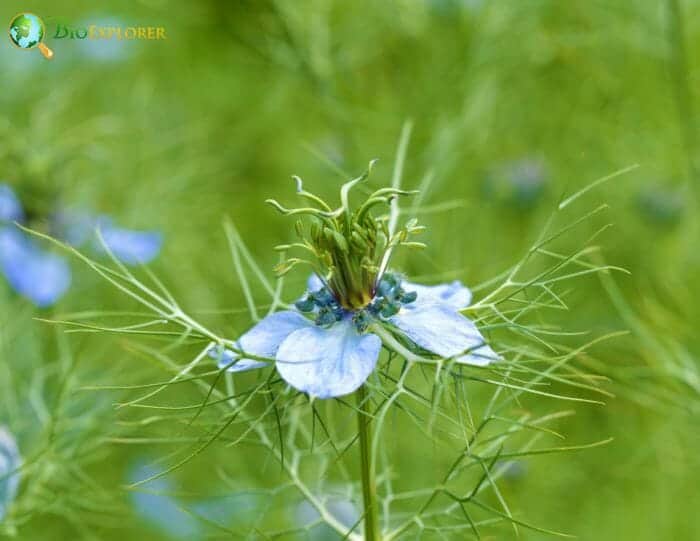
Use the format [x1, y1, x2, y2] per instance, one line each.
[357, 384, 381, 541]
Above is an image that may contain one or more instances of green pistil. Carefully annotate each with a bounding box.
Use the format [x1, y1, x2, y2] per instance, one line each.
[268, 162, 425, 310]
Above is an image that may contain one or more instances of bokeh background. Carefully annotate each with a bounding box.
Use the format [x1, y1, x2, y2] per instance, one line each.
[2, 1, 700, 539]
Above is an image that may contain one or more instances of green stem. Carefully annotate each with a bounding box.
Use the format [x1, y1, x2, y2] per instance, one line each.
[357, 385, 381, 541]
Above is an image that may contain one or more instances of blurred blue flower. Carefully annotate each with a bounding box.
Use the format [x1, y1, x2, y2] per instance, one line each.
[190, 492, 260, 528]
[501, 459, 527, 482]
[296, 490, 359, 540]
[0, 228, 71, 308]
[637, 185, 685, 228]
[127, 460, 201, 540]
[0, 426, 21, 522]
[210, 273, 498, 399]
[0, 183, 162, 307]
[483, 158, 549, 210]
[127, 460, 259, 539]
[0, 186, 23, 223]
[93, 218, 162, 265]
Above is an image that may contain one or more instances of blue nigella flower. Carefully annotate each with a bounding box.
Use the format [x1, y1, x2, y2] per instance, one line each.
[0, 186, 23, 223]
[0, 227, 72, 308]
[209, 272, 498, 399]
[296, 489, 359, 540]
[210, 166, 499, 399]
[636, 184, 685, 228]
[127, 460, 201, 540]
[0, 183, 162, 307]
[0, 426, 21, 523]
[483, 158, 549, 210]
[127, 459, 258, 539]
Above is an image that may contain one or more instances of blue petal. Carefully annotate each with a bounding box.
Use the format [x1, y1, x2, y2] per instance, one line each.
[98, 221, 163, 265]
[208, 345, 268, 373]
[276, 318, 381, 398]
[51, 210, 96, 247]
[0, 228, 71, 307]
[0, 185, 23, 223]
[307, 273, 324, 292]
[238, 311, 313, 358]
[402, 279, 472, 310]
[390, 304, 498, 366]
[210, 311, 313, 372]
[0, 426, 21, 522]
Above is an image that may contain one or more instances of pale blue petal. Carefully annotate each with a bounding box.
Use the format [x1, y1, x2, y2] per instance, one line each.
[0, 426, 21, 522]
[210, 311, 313, 373]
[98, 222, 163, 265]
[307, 273, 324, 292]
[239, 311, 313, 358]
[455, 343, 500, 367]
[0, 228, 71, 307]
[390, 304, 498, 366]
[276, 318, 381, 398]
[402, 280, 472, 310]
[207, 345, 268, 373]
[0, 185, 23, 223]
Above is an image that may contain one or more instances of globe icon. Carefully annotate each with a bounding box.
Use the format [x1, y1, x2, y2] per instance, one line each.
[8, 13, 53, 59]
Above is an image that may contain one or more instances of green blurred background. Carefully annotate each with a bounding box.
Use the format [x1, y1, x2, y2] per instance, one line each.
[2, 1, 699, 539]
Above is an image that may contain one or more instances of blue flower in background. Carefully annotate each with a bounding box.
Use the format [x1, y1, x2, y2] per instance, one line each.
[127, 461, 201, 540]
[190, 492, 260, 529]
[637, 184, 685, 228]
[210, 272, 498, 399]
[0, 228, 72, 308]
[0, 183, 162, 307]
[0, 426, 21, 523]
[501, 459, 527, 482]
[296, 490, 359, 540]
[0, 186, 23, 223]
[127, 459, 259, 539]
[483, 158, 549, 210]
[93, 218, 162, 265]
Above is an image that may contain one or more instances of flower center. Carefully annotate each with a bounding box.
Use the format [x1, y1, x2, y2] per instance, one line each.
[296, 272, 417, 331]
[268, 162, 425, 311]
